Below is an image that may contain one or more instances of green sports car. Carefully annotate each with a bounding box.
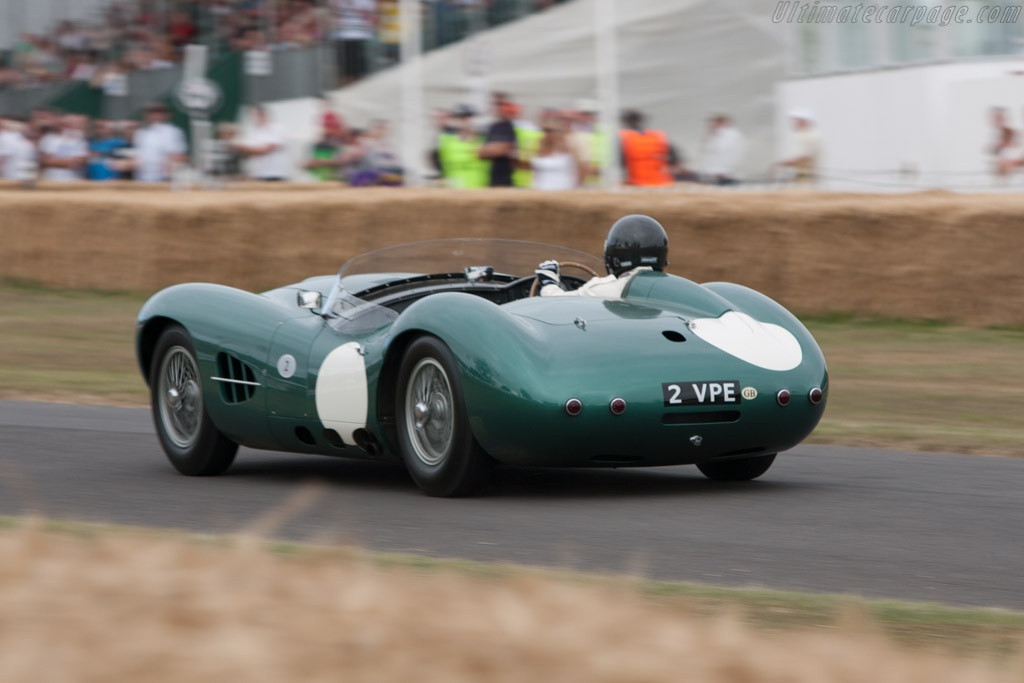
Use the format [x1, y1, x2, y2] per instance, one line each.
[136, 238, 828, 496]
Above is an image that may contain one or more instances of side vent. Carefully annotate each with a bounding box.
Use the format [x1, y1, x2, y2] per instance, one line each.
[215, 353, 259, 404]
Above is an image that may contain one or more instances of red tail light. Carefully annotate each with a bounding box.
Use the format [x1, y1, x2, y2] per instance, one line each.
[565, 398, 583, 416]
[609, 398, 627, 415]
[809, 388, 823, 404]
[776, 389, 791, 406]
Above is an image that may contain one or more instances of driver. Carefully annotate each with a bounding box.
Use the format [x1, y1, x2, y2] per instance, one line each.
[537, 214, 669, 298]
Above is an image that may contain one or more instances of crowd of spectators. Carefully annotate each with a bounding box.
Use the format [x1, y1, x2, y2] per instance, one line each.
[0, 0, 569, 92]
[0, 97, 404, 185]
[429, 93, 751, 191]
[0, 1, 329, 91]
[1, 94, 749, 188]
[0, 103, 188, 182]
[1, 91, 763, 187]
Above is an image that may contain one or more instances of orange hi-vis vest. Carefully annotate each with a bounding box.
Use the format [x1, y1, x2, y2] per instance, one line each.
[620, 128, 673, 186]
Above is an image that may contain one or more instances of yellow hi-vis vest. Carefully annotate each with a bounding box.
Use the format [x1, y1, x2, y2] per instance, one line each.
[512, 125, 544, 188]
[438, 133, 491, 189]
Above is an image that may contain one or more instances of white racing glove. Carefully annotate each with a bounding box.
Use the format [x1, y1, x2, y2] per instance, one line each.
[535, 260, 561, 288]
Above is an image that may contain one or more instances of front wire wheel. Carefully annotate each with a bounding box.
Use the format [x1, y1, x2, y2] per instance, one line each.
[150, 325, 238, 476]
[157, 345, 202, 449]
[405, 358, 455, 467]
[396, 335, 491, 497]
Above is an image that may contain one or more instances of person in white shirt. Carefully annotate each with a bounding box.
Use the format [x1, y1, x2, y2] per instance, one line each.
[702, 113, 745, 185]
[38, 115, 89, 182]
[0, 117, 38, 181]
[530, 112, 581, 191]
[568, 99, 603, 185]
[778, 109, 821, 185]
[537, 215, 669, 299]
[234, 106, 290, 181]
[132, 102, 188, 183]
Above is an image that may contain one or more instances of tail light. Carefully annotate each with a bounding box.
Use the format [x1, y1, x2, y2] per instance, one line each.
[609, 398, 627, 415]
[565, 398, 583, 416]
[776, 389, 791, 407]
[808, 387, 823, 405]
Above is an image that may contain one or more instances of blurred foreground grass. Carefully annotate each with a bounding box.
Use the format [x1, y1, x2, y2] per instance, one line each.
[0, 283, 1022, 455]
[0, 516, 1022, 681]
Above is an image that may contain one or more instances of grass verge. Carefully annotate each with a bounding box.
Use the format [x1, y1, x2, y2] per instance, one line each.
[0, 283, 1022, 455]
[1, 515, 1022, 679]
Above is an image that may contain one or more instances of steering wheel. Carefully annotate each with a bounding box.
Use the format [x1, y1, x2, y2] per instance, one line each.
[530, 261, 601, 297]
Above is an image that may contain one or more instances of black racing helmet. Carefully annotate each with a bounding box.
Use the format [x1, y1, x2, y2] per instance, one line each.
[603, 214, 669, 276]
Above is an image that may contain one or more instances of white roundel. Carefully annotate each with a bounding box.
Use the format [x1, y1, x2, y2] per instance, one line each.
[277, 354, 297, 378]
[314, 343, 368, 444]
[688, 311, 803, 371]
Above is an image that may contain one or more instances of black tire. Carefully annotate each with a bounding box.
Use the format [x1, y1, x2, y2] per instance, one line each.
[395, 335, 491, 497]
[150, 325, 238, 476]
[697, 454, 776, 482]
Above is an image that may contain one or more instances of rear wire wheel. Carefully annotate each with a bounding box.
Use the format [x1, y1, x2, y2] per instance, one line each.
[697, 454, 776, 482]
[150, 325, 238, 476]
[395, 335, 491, 497]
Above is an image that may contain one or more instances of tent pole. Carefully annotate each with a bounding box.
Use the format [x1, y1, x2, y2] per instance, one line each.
[595, 0, 622, 189]
[399, 0, 424, 187]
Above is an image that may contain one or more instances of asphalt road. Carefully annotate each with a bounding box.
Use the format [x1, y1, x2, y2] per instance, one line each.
[1, 400, 1022, 610]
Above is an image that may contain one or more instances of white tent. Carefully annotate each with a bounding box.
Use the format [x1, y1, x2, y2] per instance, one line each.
[265, 0, 788, 181]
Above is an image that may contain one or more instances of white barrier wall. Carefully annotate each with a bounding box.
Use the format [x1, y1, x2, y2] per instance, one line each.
[777, 60, 1024, 191]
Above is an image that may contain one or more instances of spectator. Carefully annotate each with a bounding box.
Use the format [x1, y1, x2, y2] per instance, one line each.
[168, 11, 199, 49]
[234, 106, 290, 181]
[478, 92, 519, 187]
[437, 105, 489, 188]
[619, 109, 675, 187]
[92, 59, 130, 97]
[332, 0, 376, 85]
[87, 120, 131, 181]
[210, 123, 244, 182]
[335, 127, 369, 183]
[989, 107, 1013, 155]
[0, 117, 38, 181]
[305, 126, 347, 182]
[39, 114, 89, 181]
[995, 128, 1021, 177]
[345, 123, 401, 186]
[361, 119, 402, 182]
[429, 107, 457, 177]
[778, 108, 821, 185]
[701, 113, 745, 185]
[529, 111, 581, 191]
[568, 99, 605, 185]
[319, 94, 348, 139]
[132, 102, 188, 183]
[29, 109, 60, 141]
[67, 52, 100, 81]
[990, 107, 1019, 177]
[510, 103, 543, 188]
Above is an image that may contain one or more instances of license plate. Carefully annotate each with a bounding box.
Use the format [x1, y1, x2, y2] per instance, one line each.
[662, 381, 741, 406]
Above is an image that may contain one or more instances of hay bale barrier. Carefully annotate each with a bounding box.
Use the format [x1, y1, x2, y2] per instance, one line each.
[2, 187, 1023, 325]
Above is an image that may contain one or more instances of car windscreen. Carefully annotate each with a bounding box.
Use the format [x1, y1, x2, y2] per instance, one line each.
[322, 238, 603, 332]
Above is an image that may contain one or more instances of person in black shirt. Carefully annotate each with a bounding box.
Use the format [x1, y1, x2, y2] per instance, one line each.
[478, 92, 518, 187]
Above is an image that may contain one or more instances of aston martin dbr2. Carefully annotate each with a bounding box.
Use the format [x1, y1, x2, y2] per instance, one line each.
[136, 237, 828, 496]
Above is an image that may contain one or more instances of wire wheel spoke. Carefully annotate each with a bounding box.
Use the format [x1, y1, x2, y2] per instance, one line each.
[405, 358, 455, 466]
[158, 346, 203, 449]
